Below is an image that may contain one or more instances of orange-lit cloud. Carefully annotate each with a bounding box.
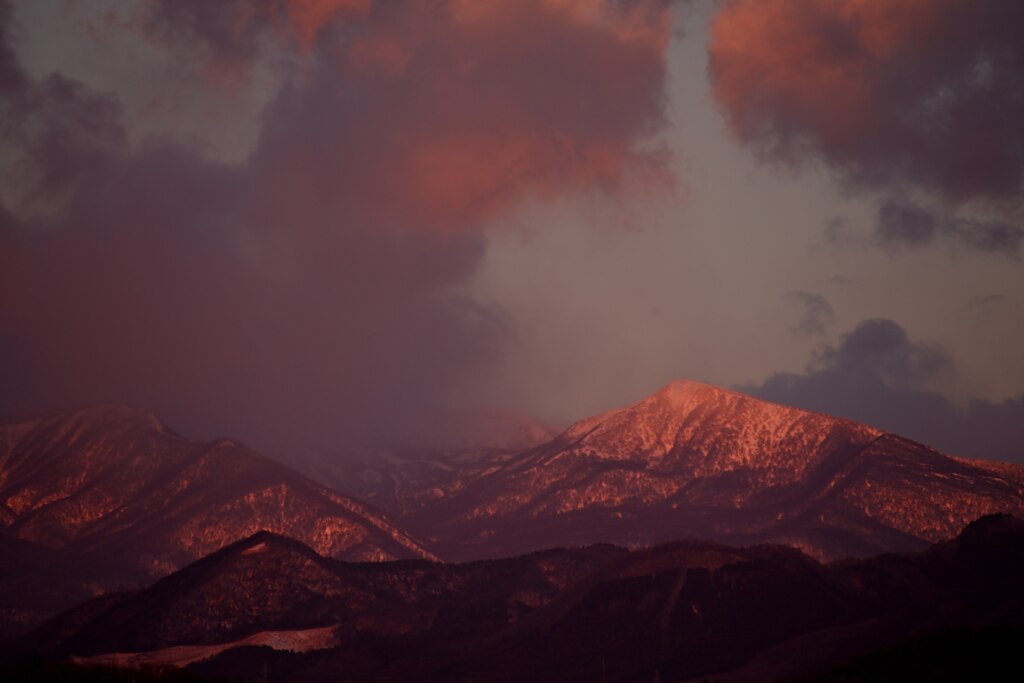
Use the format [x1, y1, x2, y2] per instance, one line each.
[0, 0, 680, 452]
[708, 0, 1024, 203]
[244, 0, 678, 232]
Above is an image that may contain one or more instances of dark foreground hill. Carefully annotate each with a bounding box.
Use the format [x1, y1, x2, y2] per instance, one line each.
[14, 514, 1024, 682]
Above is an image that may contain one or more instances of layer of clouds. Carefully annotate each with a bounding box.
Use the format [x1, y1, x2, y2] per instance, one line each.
[876, 199, 937, 249]
[708, 0, 1024, 205]
[746, 319, 1024, 463]
[0, 0, 679, 453]
[876, 198, 1023, 258]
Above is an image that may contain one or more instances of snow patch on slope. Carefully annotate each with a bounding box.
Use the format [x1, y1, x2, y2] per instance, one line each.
[72, 625, 339, 668]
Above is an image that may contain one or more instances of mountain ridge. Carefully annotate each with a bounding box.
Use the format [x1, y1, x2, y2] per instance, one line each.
[0, 405, 436, 586]
[19, 514, 1024, 682]
[399, 380, 1024, 561]
[2, 381, 1022, 639]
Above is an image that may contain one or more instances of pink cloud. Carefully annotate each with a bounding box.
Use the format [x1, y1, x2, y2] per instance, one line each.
[708, 0, 1024, 204]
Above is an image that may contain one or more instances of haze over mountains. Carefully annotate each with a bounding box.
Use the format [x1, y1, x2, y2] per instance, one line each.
[296, 410, 557, 516]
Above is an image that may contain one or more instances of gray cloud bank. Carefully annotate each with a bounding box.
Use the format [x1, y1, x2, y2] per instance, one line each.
[746, 319, 1024, 463]
[877, 198, 1023, 258]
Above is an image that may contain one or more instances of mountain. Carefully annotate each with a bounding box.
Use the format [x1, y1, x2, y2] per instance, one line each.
[402, 380, 1024, 560]
[24, 531, 626, 665]
[19, 515, 1024, 682]
[0, 534, 91, 642]
[3, 383, 1022, 644]
[0, 406, 434, 601]
[295, 410, 557, 516]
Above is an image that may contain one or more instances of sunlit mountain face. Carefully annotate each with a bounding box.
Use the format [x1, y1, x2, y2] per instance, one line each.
[2, 0, 1023, 680]
[396, 381, 1024, 561]
[0, 406, 434, 569]
[0, 405, 434, 639]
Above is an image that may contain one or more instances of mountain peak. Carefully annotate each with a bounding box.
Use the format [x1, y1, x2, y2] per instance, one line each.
[646, 379, 757, 414]
[654, 378, 735, 401]
[562, 379, 879, 469]
[57, 403, 172, 437]
[420, 378, 1024, 561]
[649, 379, 827, 420]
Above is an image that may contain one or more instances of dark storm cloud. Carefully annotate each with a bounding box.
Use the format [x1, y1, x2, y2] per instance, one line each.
[709, 0, 1024, 205]
[949, 218, 1024, 258]
[875, 198, 1023, 258]
[809, 319, 952, 388]
[0, 0, 679, 453]
[745, 319, 1024, 463]
[876, 199, 937, 248]
[822, 217, 852, 246]
[784, 291, 835, 336]
[106, 0, 374, 82]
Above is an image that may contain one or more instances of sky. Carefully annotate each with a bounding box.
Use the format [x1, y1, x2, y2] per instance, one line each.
[1, 0, 1022, 463]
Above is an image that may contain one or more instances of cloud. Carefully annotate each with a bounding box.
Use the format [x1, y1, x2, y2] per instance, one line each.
[100, 0, 372, 82]
[875, 198, 1023, 258]
[0, 3, 127, 217]
[247, 0, 677, 234]
[967, 294, 1006, 312]
[708, 0, 1024, 205]
[948, 218, 1024, 258]
[0, 0, 679, 454]
[811, 319, 952, 389]
[876, 199, 937, 248]
[745, 319, 1024, 463]
[784, 291, 835, 336]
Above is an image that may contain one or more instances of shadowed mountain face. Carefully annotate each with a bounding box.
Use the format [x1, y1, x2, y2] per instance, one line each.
[20, 515, 1024, 683]
[401, 381, 1024, 560]
[295, 410, 557, 517]
[24, 532, 627, 659]
[0, 406, 434, 586]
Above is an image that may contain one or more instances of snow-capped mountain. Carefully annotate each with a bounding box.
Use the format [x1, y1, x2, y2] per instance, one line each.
[404, 380, 1024, 560]
[0, 405, 435, 587]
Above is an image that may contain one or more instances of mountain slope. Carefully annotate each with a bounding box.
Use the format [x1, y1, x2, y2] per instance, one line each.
[296, 410, 557, 516]
[0, 405, 434, 588]
[405, 381, 1024, 560]
[26, 531, 627, 659]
